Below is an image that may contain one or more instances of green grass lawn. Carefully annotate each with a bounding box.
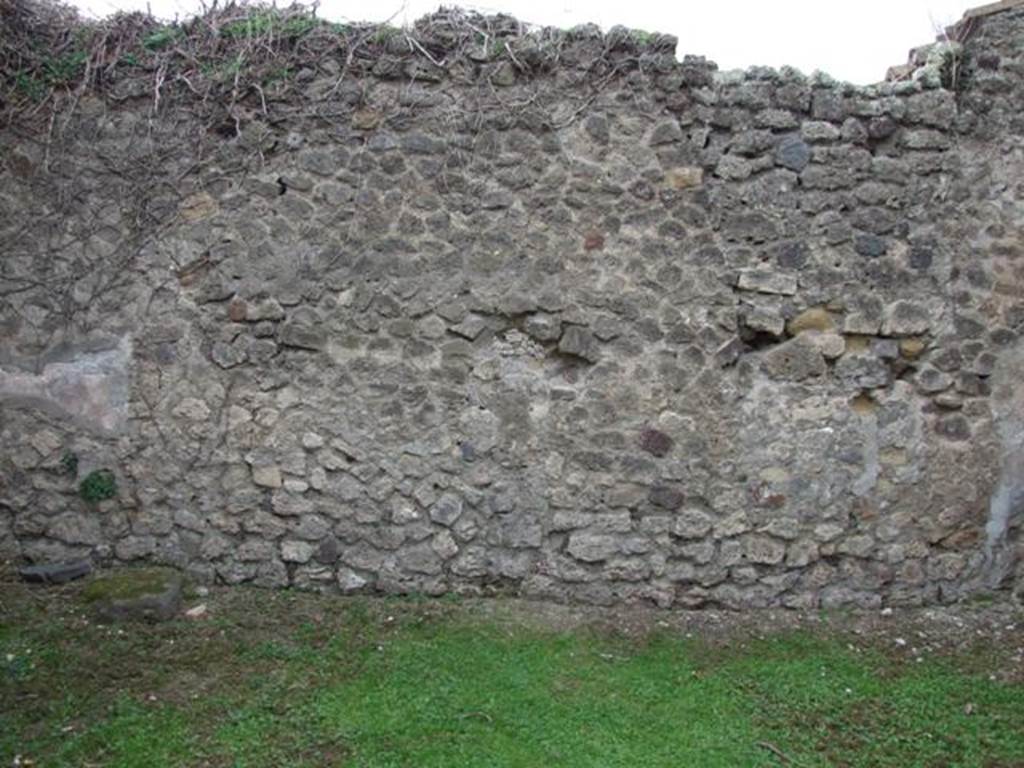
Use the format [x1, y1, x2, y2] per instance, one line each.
[2, 577, 1022, 767]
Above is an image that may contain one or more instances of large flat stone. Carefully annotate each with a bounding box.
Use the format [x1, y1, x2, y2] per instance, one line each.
[736, 270, 798, 296]
[18, 559, 93, 584]
[83, 567, 184, 622]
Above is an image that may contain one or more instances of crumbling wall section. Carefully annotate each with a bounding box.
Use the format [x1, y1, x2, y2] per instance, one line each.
[1, 2, 1022, 607]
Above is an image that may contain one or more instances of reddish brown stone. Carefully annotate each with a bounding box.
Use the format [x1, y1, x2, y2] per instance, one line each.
[649, 485, 685, 510]
[941, 529, 980, 549]
[583, 231, 605, 251]
[228, 297, 248, 322]
[638, 428, 673, 457]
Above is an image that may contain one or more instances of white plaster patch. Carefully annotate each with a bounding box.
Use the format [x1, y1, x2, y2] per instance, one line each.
[0, 336, 132, 434]
[985, 339, 1024, 584]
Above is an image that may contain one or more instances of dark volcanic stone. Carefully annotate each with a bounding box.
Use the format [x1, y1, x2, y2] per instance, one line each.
[649, 485, 685, 510]
[868, 116, 898, 139]
[908, 245, 933, 270]
[584, 115, 610, 145]
[935, 415, 971, 442]
[314, 537, 340, 565]
[773, 240, 810, 269]
[18, 560, 92, 584]
[638, 428, 674, 457]
[279, 324, 326, 351]
[854, 234, 888, 258]
[774, 135, 811, 172]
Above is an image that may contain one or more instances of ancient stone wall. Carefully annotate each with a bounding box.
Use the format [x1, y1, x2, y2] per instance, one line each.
[1, 2, 1022, 607]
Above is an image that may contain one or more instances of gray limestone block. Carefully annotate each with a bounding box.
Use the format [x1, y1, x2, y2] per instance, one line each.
[882, 301, 932, 337]
[762, 336, 826, 381]
[756, 109, 800, 130]
[649, 120, 683, 145]
[338, 567, 368, 593]
[673, 509, 713, 539]
[401, 133, 446, 154]
[281, 540, 315, 563]
[494, 515, 543, 549]
[567, 532, 620, 563]
[402, 542, 444, 575]
[497, 292, 539, 316]
[115, 535, 157, 561]
[523, 313, 562, 342]
[254, 560, 289, 588]
[736, 269, 797, 296]
[430, 493, 464, 527]
[211, 341, 247, 369]
[900, 129, 950, 150]
[834, 355, 891, 389]
[279, 324, 326, 351]
[801, 120, 841, 142]
[739, 306, 785, 337]
[715, 154, 753, 180]
[841, 118, 868, 144]
[916, 366, 954, 394]
[811, 91, 848, 122]
[47, 512, 103, 546]
[558, 326, 600, 363]
[843, 295, 885, 334]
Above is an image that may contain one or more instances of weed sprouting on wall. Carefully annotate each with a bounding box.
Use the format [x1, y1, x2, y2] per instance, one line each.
[60, 450, 79, 476]
[1, 1, 342, 120]
[79, 469, 116, 503]
[0, 0, 675, 132]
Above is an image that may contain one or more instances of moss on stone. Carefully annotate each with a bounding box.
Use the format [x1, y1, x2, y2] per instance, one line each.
[787, 307, 835, 335]
[843, 335, 872, 354]
[850, 392, 878, 414]
[900, 337, 927, 359]
[82, 568, 179, 603]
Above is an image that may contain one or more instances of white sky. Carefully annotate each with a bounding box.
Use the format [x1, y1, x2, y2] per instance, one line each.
[71, 0, 979, 84]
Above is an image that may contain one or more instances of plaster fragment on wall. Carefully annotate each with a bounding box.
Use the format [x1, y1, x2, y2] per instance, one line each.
[0, 336, 132, 434]
[985, 340, 1024, 585]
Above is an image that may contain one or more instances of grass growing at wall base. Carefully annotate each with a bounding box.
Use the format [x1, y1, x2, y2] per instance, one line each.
[1, 582, 1022, 767]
